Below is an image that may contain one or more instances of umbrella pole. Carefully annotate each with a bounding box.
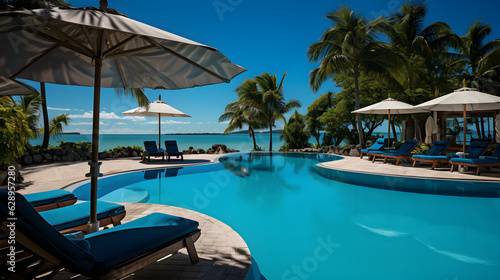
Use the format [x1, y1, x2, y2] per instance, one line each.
[388, 109, 391, 149]
[159, 113, 161, 149]
[463, 104, 467, 153]
[87, 28, 104, 233]
[87, 59, 102, 233]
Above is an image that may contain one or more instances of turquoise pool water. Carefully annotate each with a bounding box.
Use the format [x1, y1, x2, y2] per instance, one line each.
[72, 153, 500, 279]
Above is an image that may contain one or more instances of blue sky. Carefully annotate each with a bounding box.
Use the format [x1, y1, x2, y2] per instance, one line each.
[19, 0, 500, 134]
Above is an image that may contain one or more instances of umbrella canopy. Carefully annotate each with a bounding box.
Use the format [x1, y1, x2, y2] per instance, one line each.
[415, 87, 500, 152]
[0, 7, 245, 88]
[352, 97, 427, 115]
[0, 76, 37, 96]
[123, 95, 191, 145]
[352, 97, 427, 147]
[415, 87, 500, 112]
[425, 116, 434, 144]
[0, 7, 245, 232]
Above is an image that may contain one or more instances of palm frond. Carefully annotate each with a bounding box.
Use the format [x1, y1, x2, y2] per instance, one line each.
[114, 88, 150, 108]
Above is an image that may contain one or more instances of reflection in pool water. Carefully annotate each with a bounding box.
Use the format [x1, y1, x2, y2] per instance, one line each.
[71, 152, 500, 280]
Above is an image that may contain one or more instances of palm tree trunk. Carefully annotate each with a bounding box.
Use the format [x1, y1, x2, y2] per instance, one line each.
[315, 131, 320, 146]
[40, 82, 50, 149]
[353, 70, 365, 147]
[391, 122, 398, 142]
[250, 126, 257, 150]
[269, 121, 273, 152]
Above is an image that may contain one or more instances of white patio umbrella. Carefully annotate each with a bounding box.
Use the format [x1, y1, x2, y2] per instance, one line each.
[415, 86, 500, 153]
[0, 76, 37, 96]
[123, 95, 191, 146]
[425, 116, 435, 144]
[0, 7, 245, 232]
[352, 95, 428, 147]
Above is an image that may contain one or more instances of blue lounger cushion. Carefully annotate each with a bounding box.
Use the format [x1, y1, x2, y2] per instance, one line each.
[0, 191, 200, 277]
[360, 138, 387, 153]
[375, 140, 419, 156]
[24, 189, 75, 207]
[144, 141, 164, 155]
[466, 141, 489, 158]
[40, 201, 125, 231]
[367, 150, 385, 155]
[450, 145, 500, 164]
[84, 213, 199, 270]
[423, 141, 450, 155]
[450, 158, 499, 164]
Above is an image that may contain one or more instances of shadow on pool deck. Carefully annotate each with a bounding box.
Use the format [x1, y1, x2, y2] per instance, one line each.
[55, 251, 251, 280]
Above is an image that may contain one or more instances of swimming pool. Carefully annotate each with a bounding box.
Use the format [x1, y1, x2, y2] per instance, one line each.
[71, 152, 500, 279]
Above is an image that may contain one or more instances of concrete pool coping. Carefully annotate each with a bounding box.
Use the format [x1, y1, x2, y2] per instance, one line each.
[317, 155, 500, 182]
[16, 154, 253, 280]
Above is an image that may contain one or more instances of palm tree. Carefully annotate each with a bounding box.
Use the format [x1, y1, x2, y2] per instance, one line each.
[47, 113, 71, 138]
[12, 93, 72, 142]
[237, 72, 301, 151]
[219, 100, 265, 150]
[308, 6, 405, 146]
[460, 20, 500, 76]
[389, 1, 459, 90]
[18, 93, 42, 137]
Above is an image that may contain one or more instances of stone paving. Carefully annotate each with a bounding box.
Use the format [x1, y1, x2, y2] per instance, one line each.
[15, 154, 252, 280]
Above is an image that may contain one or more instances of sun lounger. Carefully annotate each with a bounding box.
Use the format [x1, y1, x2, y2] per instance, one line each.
[24, 189, 77, 211]
[359, 138, 388, 159]
[368, 139, 419, 165]
[450, 144, 500, 175]
[165, 140, 184, 161]
[411, 141, 450, 169]
[144, 141, 165, 161]
[0, 190, 200, 280]
[39, 200, 126, 234]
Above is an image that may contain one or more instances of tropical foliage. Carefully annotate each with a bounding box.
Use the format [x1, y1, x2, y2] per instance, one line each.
[0, 97, 34, 165]
[303, 1, 500, 147]
[279, 110, 310, 151]
[307, 6, 405, 146]
[221, 72, 301, 151]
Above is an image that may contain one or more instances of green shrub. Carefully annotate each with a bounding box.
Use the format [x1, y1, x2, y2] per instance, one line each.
[57, 141, 92, 151]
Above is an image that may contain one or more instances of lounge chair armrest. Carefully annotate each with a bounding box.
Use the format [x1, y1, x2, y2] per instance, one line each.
[484, 156, 498, 160]
[64, 231, 85, 239]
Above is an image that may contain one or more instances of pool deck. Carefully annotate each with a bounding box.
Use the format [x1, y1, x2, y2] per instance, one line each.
[318, 155, 500, 182]
[16, 155, 252, 280]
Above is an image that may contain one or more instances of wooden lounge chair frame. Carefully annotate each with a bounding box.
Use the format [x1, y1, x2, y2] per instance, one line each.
[382, 154, 412, 165]
[33, 197, 77, 212]
[412, 157, 450, 170]
[450, 161, 500, 175]
[0, 220, 200, 280]
[367, 153, 384, 162]
[359, 150, 371, 159]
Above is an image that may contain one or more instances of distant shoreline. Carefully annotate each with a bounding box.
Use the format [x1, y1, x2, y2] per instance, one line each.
[165, 130, 284, 135]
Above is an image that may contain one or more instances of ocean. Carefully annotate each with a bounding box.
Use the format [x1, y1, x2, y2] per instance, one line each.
[29, 133, 287, 152]
[29, 132, 408, 152]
